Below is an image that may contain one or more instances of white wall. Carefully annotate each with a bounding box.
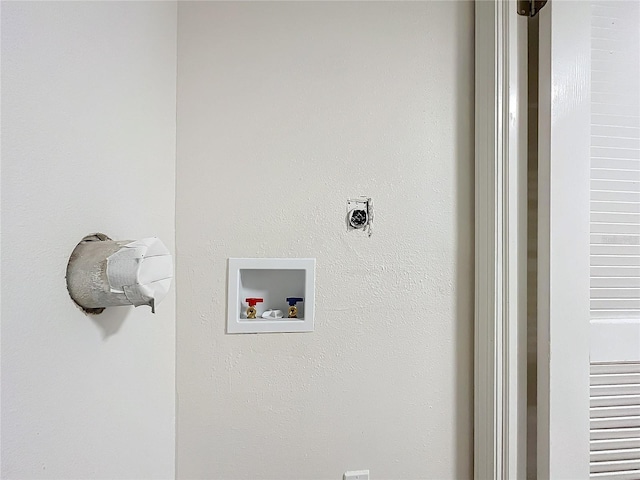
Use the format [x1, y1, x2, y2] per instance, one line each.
[176, 2, 474, 479]
[1, 2, 177, 479]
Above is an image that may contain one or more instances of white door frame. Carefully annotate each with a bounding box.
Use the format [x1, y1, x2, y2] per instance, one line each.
[476, 2, 592, 478]
[474, 1, 527, 478]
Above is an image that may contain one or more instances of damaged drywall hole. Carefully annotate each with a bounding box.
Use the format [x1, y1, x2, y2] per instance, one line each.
[66, 232, 173, 315]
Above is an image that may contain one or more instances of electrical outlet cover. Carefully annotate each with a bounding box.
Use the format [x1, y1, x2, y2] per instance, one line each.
[343, 470, 369, 480]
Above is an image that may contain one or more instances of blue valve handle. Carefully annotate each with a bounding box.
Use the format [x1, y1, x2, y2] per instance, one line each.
[286, 297, 303, 306]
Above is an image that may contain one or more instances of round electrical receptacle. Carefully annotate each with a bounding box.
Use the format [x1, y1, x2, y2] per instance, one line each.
[349, 209, 368, 228]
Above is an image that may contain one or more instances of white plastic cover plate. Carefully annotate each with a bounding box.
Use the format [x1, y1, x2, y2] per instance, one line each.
[344, 470, 370, 480]
[227, 258, 315, 334]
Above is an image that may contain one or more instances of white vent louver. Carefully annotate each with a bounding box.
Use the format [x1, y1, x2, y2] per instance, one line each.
[590, 362, 640, 478]
[589, 2, 640, 478]
[590, 0, 640, 323]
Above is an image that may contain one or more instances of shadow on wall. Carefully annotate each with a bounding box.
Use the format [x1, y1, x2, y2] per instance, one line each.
[87, 307, 131, 339]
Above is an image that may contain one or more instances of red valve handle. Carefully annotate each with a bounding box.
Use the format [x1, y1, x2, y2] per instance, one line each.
[245, 298, 263, 307]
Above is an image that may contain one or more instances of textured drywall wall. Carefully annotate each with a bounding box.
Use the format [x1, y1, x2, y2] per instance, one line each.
[175, 2, 474, 479]
[1, 2, 177, 478]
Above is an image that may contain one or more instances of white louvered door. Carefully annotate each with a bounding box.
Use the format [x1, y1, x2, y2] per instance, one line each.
[589, 1, 640, 477]
[538, 1, 639, 477]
